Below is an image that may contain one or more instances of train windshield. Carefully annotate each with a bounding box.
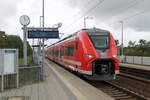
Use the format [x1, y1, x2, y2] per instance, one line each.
[90, 35, 109, 49]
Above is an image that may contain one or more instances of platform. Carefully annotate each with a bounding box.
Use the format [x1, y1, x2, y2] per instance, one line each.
[120, 63, 150, 71]
[0, 59, 114, 100]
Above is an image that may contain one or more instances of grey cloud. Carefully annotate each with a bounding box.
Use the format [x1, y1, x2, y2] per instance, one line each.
[65, 0, 150, 32]
[0, 0, 19, 26]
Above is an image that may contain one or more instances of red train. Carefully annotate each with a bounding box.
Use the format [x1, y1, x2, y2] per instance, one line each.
[45, 28, 119, 80]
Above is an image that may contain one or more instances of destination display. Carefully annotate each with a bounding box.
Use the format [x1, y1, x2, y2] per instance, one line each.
[27, 28, 59, 38]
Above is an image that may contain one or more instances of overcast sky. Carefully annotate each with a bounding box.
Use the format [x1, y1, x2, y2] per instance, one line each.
[0, 0, 150, 46]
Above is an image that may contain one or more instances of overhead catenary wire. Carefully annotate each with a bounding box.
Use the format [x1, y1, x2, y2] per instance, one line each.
[62, 0, 105, 32]
[62, 0, 139, 34]
[107, 0, 149, 26]
[122, 8, 150, 21]
[60, 0, 149, 41]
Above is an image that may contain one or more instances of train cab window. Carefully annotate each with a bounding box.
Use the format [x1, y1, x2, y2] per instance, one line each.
[90, 35, 109, 49]
[65, 45, 74, 56]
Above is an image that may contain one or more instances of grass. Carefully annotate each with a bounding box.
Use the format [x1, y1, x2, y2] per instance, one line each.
[19, 56, 32, 66]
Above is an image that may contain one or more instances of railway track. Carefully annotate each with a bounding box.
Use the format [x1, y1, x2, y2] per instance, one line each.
[87, 66, 150, 100]
[89, 81, 148, 100]
[86, 66, 150, 100]
[49, 59, 150, 99]
[120, 66, 150, 81]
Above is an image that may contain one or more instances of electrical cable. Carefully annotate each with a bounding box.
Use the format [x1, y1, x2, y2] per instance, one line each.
[62, 0, 105, 32]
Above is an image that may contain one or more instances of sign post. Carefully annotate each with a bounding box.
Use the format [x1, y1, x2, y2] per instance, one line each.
[23, 26, 27, 65]
[27, 27, 59, 81]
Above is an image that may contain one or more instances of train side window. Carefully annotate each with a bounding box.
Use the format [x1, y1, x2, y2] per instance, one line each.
[65, 45, 74, 56]
[60, 48, 64, 57]
[65, 46, 68, 56]
[76, 41, 78, 49]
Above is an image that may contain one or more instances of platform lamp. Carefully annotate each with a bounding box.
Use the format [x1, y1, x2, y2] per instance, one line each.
[84, 16, 93, 29]
[119, 21, 124, 62]
[2, 35, 7, 48]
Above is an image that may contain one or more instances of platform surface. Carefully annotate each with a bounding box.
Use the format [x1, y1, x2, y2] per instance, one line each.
[120, 63, 150, 71]
[0, 59, 114, 100]
[0, 64, 77, 100]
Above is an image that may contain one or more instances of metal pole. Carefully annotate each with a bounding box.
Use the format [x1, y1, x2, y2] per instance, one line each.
[84, 18, 86, 29]
[23, 26, 27, 66]
[32, 39, 34, 63]
[42, 0, 45, 80]
[16, 49, 19, 88]
[119, 21, 124, 62]
[84, 17, 93, 29]
[2, 35, 6, 48]
[1, 74, 4, 91]
[42, 0, 44, 28]
[121, 21, 124, 56]
[40, 16, 42, 27]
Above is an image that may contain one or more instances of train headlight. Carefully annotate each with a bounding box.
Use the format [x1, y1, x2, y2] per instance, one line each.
[86, 54, 94, 58]
[112, 54, 117, 58]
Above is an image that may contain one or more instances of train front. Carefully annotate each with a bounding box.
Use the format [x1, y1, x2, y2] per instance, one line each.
[82, 28, 119, 80]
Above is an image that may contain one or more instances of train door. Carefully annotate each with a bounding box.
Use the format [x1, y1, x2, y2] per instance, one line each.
[74, 39, 79, 69]
[63, 40, 77, 70]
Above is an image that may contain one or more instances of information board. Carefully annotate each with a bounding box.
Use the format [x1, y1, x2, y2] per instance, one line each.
[27, 27, 59, 38]
[4, 50, 15, 74]
[0, 49, 18, 75]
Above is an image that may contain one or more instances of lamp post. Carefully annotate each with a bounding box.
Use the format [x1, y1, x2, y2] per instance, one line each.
[41, 0, 45, 80]
[119, 21, 124, 62]
[2, 35, 6, 48]
[40, 16, 43, 27]
[84, 16, 93, 29]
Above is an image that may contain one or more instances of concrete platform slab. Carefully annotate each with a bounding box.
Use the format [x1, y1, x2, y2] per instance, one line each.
[0, 59, 114, 100]
[45, 60, 114, 100]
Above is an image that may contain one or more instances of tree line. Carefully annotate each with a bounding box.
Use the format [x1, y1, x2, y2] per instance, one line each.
[117, 39, 150, 57]
[0, 31, 32, 58]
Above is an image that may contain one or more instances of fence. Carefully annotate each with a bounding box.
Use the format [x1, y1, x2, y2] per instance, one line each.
[19, 66, 43, 86]
[119, 56, 150, 66]
[0, 65, 43, 91]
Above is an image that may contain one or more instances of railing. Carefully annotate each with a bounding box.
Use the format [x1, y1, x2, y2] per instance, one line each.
[119, 56, 150, 66]
[19, 66, 43, 86]
[0, 65, 43, 91]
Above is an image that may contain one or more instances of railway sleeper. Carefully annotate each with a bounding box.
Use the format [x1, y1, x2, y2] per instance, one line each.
[110, 93, 129, 97]
[114, 95, 133, 99]
[101, 88, 116, 91]
[123, 98, 138, 100]
[103, 89, 120, 93]
[107, 91, 125, 95]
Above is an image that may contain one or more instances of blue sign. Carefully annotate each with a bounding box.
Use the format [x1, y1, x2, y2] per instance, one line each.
[27, 28, 59, 38]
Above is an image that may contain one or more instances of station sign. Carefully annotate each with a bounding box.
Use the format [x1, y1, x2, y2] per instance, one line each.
[27, 27, 59, 39]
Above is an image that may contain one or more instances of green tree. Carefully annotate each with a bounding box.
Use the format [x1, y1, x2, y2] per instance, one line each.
[0, 31, 32, 58]
[124, 39, 150, 57]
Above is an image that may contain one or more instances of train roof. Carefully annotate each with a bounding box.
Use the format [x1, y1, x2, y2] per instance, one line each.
[46, 28, 110, 49]
[82, 28, 110, 35]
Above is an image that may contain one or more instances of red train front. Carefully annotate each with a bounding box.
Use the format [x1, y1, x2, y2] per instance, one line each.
[46, 28, 119, 80]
